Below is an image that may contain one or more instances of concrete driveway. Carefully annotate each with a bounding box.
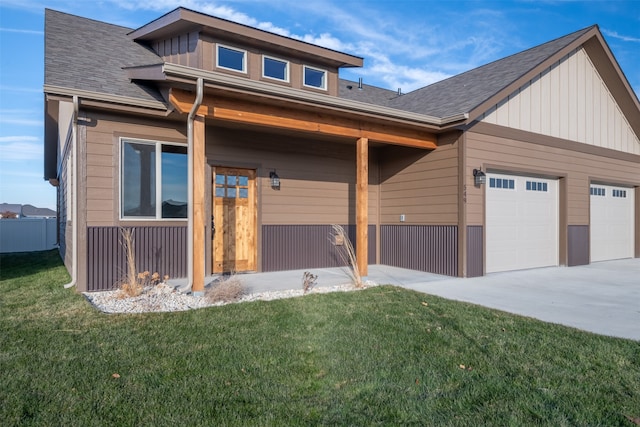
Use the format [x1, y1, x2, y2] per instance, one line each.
[380, 259, 640, 341]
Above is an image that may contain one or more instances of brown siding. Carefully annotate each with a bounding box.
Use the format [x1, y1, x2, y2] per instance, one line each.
[379, 140, 459, 225]
[86, 226, 187, 292]
[83, 111, 187, 227]
[380, 225, 458, 276]
[466, 225, 483, 277]
[466, 123, 640, 226]
[207, 127, 379, 226]
[261, 224, 376, 272]
[568, 225, 589, 266]
[153, 31, 200, 68]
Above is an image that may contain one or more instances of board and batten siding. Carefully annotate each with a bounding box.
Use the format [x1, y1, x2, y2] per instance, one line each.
[207, 126, 379, 226]
[83, 111, 187, 227]
[465, 126, 640, 228]
[481, 47, 640, 155]
[152, 31, 200, 68]
[379, 139, 459, 225]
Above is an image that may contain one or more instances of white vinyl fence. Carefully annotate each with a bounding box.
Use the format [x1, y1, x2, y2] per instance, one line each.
[0, 218, 58, 253]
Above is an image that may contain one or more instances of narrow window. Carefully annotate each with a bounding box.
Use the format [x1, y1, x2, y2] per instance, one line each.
[217, 45, 246, 72]
[263, 56, 289, 81]
[303, 65, 327, 90]
[121, 139, 187, 219]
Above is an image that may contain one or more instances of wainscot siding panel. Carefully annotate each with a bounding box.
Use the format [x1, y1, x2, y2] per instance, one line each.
[466, 225, 484, 277]
[380, 225, 458, 276]
[86, 226, 187, 292]
[261, 224, 376, 272]
[568, 225, 590, 266]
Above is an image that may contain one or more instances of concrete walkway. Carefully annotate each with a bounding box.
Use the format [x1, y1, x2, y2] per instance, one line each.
[176, 259, 640, 341]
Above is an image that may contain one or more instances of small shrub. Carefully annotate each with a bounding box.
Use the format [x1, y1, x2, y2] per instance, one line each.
[302, 271, 318, 293]
[331, 224, 363, 288]
[117, 228, 165, 299]
[206, 274, 245, 303]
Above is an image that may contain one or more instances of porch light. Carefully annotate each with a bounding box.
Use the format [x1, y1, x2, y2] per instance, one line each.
[270, 170, 280, 190]
[473, 168, 486, 186]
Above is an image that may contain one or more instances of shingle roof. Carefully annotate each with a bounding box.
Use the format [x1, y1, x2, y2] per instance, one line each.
[45, 9, 165, 104]
[338, 79, 397, 106]
[386, 26, 595, 118]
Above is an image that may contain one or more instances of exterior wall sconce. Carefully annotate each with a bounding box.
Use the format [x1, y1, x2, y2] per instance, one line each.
[473, 168, 486, 186]
[270, 170, 280, 190]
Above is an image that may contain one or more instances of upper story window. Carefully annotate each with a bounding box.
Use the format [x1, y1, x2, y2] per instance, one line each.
[216, 44, 246, 73]
[303, 65, 327, 90]
[121, 138, 188, 220]
[262, 55, 289, 82]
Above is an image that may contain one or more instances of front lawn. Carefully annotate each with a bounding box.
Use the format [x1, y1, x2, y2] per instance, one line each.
[1, 250, 639, 426]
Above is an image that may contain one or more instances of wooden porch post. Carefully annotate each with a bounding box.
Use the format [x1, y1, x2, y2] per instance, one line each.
[192, 114, 206, 293]
[356, 137, 368, 276]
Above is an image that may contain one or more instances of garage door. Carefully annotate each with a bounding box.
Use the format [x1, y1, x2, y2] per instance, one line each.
[590, 184, 635, 262]
[486, 173, 559, 273]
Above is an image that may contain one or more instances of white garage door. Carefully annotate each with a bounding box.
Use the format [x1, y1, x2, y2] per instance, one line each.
[486, 173, 559, 273]
[590, 184, 635, 262]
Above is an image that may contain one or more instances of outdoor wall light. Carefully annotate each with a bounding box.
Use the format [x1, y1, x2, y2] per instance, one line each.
[473, 168, 486, 186]
[269, 170, 281, 190]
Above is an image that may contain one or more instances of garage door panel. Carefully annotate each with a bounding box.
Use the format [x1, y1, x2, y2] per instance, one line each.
[590, 184, 634, 262]
[486, 173, 559, 273]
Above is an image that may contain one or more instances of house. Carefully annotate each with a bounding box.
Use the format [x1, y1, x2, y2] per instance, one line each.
[43, 8, 639, 293]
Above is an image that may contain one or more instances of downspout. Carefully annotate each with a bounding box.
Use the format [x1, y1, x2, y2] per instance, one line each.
[187, 78, 204, 293]
[63, 95, 79, 289]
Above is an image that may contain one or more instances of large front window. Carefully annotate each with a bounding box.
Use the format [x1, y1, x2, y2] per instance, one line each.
[121, 139, 187, 219]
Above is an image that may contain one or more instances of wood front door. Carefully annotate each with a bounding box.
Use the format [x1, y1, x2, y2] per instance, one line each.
[213, 167, 257, 273]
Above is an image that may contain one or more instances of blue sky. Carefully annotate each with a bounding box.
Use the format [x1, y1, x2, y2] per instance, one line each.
[1, 0, 639, 210]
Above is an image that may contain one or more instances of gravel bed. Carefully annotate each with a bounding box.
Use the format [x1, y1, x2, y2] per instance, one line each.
[84, 281, 378, 314]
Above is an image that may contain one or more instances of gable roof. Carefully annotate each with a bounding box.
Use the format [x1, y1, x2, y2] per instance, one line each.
[385, 26, 595, 119]
[45, 9, 165, 105]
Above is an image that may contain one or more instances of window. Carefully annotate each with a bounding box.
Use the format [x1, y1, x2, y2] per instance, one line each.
[526, 180, 548, 192]
[263, 56, 289, 81]
[121, 139, 188, 219]
[216, 45, 246, 72]
[590, 187, 605, 196]
[613, 189, 627, 198]
[215, 172, 250, 199]
[303, 65, 327, 90]
[489, 177, 515, 189]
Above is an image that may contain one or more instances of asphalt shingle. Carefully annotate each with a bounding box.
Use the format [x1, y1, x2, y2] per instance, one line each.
[45, 9, 165, 104]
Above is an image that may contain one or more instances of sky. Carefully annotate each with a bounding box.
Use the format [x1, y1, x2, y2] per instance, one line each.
[0, 0, 639, 210]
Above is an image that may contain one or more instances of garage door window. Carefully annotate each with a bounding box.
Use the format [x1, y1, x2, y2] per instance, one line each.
[526, 181, 548, 192]
[590, 187, 605, 196]
[489, 177, 515, 189]
[613, 189, 627, 198]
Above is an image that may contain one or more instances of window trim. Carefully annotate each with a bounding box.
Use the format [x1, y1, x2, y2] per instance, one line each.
[216, 43, 247, 73]
[262, 55, 290, 82]
[302, 65, 328, 90]
[119, 137, 188, 221]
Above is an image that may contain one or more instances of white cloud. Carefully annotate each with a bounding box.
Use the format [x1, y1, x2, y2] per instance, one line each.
[0, 136, 42, 161]
[0, 110, 43, 127]
[0, 27, 43, 35]
[602, 29, 640, 43]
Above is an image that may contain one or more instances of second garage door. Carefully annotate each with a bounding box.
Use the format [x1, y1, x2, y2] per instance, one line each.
[486, 173, 559, 273]
[590, 184, 635, 262]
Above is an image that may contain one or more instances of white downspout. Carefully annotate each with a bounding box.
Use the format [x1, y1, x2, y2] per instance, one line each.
[64, 95, 79, 289]
[187, 78, 204, 293]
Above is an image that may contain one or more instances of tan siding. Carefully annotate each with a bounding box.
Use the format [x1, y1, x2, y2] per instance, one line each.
[379, 139, 459, 225]
[482, 48, 640, 155]
[84, 111, 187, 227]
[207, 127, 379, 225]
[466, 127, 639, 226]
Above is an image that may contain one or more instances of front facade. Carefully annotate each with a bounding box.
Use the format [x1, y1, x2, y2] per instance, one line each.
[44, 8, 640, 293]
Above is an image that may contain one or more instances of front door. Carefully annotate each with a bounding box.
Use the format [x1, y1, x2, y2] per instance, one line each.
[213, 167, 257, 273]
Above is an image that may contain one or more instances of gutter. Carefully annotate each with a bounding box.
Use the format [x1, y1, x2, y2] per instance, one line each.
[186, 78, 204, 295]
[63, 95, 79, 289]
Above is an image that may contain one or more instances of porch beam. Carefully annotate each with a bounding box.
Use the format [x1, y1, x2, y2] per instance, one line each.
[169, 89, 437, 150]
[356, 137, 368, 277]
[192, 114, 206, 293]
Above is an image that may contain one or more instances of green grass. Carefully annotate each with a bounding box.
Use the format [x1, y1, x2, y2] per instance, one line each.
[1, 250, 639, 426]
